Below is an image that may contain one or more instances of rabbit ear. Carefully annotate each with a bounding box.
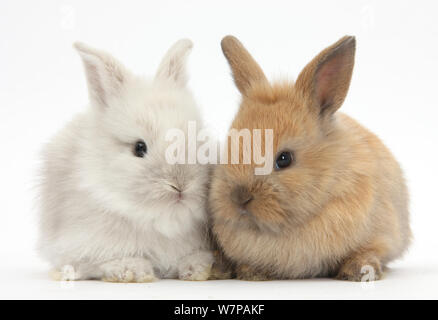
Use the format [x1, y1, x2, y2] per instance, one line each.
[221, 35, 268, 96]
[295, 36, 356, 117]
[155, 39, 193, 87]
[74, 42, 131, 109]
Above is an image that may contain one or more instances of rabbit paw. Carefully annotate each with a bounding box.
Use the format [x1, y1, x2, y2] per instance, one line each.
[336, 255, 383, 282]
[50, 265, 80, 281]
[100, 257, 157, 283]
[178, 251, 213, 281]
[236, 264, 271, 281]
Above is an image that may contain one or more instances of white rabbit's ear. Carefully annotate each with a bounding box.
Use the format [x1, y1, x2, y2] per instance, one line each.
[74, 42, 131, 108]
[155, 39, 193, 87]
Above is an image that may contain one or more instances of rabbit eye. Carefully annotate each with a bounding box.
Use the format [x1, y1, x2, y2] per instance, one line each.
[275, 151, 294, 170]
[134, 140, 147, 157]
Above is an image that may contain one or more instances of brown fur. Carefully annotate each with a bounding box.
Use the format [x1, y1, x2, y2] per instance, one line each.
[209, 36, 411, 281]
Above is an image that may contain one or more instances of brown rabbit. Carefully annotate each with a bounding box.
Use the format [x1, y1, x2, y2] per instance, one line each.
[209, 35, 411, 281]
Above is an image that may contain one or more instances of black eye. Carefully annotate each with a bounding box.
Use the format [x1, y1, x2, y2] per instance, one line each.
[275, 151, 294, 170]
[134, 140, 147, 157]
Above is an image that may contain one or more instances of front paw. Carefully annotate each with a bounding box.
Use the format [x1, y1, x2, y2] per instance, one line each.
[236, 264, 271, 281]
[179, 264, 212, 281]
[178, 251, 213, 281]
[50, 265, 80, 281]
[336, 256, 383, 282]
[101, 257, 157, 283]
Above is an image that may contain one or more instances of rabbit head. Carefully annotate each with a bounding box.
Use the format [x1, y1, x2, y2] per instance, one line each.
[210, 35, 356, 234]
[74, 40, 209, 229]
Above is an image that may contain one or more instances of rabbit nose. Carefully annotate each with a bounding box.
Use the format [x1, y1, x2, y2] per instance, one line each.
[231, 185, 253, 208]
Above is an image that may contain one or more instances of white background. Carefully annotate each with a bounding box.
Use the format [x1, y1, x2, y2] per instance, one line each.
[1, 0, 437, 299]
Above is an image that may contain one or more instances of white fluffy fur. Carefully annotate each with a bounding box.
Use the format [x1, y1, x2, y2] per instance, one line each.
[37, 40, 213, 281]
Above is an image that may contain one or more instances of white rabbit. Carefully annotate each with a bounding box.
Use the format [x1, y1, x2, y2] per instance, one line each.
[37, 40, 213, 282]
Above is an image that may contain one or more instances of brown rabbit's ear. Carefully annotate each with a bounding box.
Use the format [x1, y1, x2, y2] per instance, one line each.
[221, 35, 268, 96]
[295, 36, 356, 117]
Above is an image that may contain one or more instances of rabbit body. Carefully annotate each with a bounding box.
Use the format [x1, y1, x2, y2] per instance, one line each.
[37, 40, 213, 282]
[209, 36, 411, 281]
